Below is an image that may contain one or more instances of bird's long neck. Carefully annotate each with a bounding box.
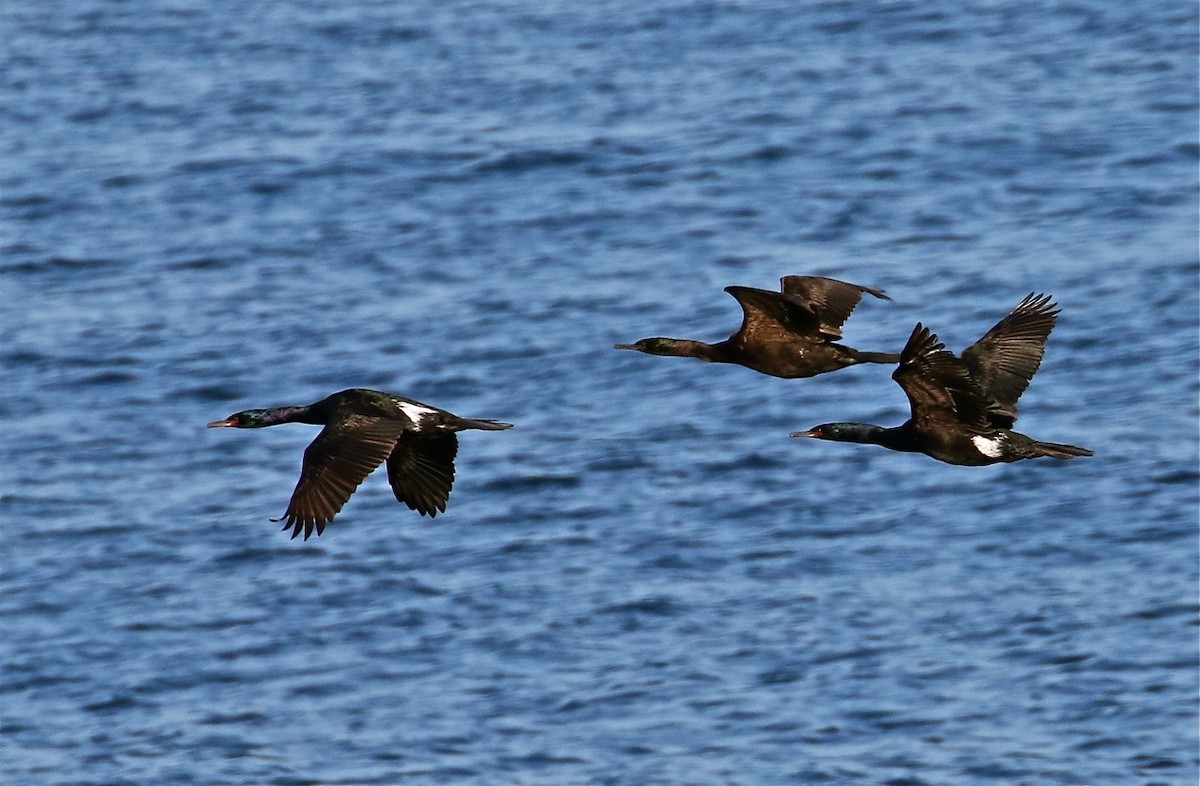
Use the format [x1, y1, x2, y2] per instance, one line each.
[828, 423, 918, 453]
[830, 423, 888, 444]
[673, 338, 735, 363]
[261, 405, 325, 426]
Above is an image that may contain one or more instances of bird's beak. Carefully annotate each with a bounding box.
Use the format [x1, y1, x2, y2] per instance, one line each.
[207, 418, 237, 428]
[789, 429, 819, 439]
[613, 343, 636, 350]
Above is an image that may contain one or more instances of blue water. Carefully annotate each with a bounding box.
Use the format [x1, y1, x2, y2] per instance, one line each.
[2, 1, 1197, 784]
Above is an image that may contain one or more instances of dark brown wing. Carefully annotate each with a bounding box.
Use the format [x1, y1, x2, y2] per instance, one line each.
[724, 285, 822, 344]
[276, 419, 402, 539]
[893, 323, 991, 436]
[386, 432, 459, 518]
[960, 293, 1059, 424]
[779, 275, 891, 339]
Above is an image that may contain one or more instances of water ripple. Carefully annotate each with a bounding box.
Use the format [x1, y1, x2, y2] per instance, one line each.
[2, 0, 1196, 784]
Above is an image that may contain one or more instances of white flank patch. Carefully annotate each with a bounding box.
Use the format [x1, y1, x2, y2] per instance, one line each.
[971, 434, 1005, 458]
[397, 401, 437, 429]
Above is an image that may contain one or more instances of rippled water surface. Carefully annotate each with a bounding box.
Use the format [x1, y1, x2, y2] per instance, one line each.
[3, 1, 1198, 784]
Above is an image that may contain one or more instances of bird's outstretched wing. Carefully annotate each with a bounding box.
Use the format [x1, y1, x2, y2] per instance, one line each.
[386, 433, 459, 517]
[893, 323, 991, 436]
[724, 285, 822, 345]
[961, 293, 1059, 425]
[276, 419, 403, 539]
[779, 275, 891, 339]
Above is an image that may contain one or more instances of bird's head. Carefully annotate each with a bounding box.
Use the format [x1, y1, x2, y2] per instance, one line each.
[614, 337, 688, 356]
[207, 409, 272, 429]
[789, 422, 880, 443]
[790, 423, 833, 440]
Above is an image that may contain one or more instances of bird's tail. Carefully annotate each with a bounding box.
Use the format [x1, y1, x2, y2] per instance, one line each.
[850, 349, 903, 365]
[456, 418, 514, 431]
[1031, 440, 1094, 459]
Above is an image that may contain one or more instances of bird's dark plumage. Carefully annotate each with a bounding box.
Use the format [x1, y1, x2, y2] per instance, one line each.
[779, 274, 892, 340]
[791, 295, 1092, 465]
[960, 292, 1059, 427]
[614, 275, 899, 379]
[207, 388, 512, 539]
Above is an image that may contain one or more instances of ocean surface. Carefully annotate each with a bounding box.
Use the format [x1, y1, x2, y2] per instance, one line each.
[2, 1, 1197, 784]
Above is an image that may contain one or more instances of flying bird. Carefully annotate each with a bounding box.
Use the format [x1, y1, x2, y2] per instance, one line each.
[791, 294, 1093, 465]
[208, 388, 512, 538]
[615, 275, 899, 379]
